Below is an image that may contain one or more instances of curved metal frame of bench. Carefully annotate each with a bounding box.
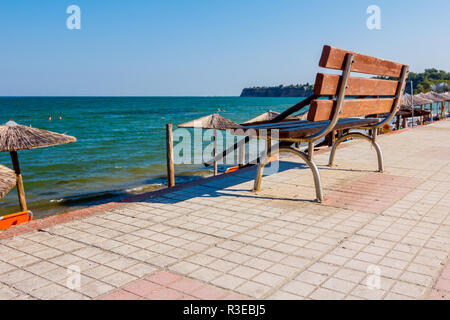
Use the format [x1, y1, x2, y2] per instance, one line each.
[328, 131, 384, 173]
[254, 145, 324, 203]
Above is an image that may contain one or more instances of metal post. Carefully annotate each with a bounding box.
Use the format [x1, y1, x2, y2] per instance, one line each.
[307, 141, 314, 161]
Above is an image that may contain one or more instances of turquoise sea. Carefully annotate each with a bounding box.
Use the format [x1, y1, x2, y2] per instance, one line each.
[0, 97, 307, 218]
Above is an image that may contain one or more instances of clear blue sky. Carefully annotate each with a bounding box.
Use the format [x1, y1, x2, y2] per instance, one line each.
[0, 0, 449, 96]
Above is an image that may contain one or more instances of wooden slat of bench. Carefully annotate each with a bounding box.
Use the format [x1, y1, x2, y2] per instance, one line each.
[308, 98, 394, 122]
[232, 117, 372, 131]
[231, 118, 379, 139]
[319, 45, 404, 78]
[279, 118, 378, 139]
[314, 73, 399, 96]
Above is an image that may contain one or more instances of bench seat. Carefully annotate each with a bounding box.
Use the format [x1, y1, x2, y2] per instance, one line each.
[232, 118, 379, 140]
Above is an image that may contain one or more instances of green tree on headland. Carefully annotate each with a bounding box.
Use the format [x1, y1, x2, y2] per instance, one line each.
[409, 69, 450, 93]
[376, 69, 450, 94]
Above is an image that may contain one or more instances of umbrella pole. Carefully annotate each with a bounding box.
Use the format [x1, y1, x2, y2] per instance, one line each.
[10, 151, 27, 212]
[213, 129, 218, 176]
[165, 124, 175, 187]
[430, 104, 432, 122]
[421, 105, 424, 125]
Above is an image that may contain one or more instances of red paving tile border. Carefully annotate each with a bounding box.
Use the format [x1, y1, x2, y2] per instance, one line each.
[323, 173, 423, 214]
[440, 268, 450, 281]
[427, 290, 450, 300]
[145, 287, 186, 300]
[123, 280, 162, 297]
[191, 285, 229, 300]
[146, 271, 181, 286]
[100, 271, 250, 300]
[435, 278, 450, 291]
[428, 259, 450, 300]
[168, 278, 204, 293]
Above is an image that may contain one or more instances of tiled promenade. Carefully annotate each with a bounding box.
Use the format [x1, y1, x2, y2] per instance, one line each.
[1, 120, 450, 300]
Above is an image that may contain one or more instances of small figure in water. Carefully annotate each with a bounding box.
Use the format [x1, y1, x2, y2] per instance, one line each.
[48, 116, 52, 121]
[59, 116, 62, 120]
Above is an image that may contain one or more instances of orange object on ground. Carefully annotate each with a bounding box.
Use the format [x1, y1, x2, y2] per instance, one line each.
[225, 166, 239, 173]
[0, 211, 33, 230]
[382, 123, 392, 134]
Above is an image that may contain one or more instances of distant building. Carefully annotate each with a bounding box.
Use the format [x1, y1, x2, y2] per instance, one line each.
[431, 82, 450, 93]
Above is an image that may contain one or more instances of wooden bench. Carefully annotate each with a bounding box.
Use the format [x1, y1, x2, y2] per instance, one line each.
[231, 45, 409, 202]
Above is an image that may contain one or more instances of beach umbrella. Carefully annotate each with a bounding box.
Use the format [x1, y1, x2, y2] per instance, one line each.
[400, 94, 434, 126]
[418, 92, 449, 119]
[413, 93, 435, 123]
[387, 94, 432, 129]
[241, 110, 308, 125]
[399, 94, 434, 125]
[420, 91, 449, 102]
[400, 93, 433, 110]
[441, 92, 450, 118]
[177, 113, 238, 130]
[416, 92, 438, 103]
[241, 110, 282, 125]
[178, 114, 238, 175]
[0, 120, 76, 211]
[413, 94, 434, 105]
[0, 164, 15, 199]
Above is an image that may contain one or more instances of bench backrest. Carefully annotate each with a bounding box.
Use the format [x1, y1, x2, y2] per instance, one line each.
[307, 46, 409, 122]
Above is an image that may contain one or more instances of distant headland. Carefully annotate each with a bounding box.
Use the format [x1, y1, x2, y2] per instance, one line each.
[241, 69, 450, 97]
[240, 84, 314, 97]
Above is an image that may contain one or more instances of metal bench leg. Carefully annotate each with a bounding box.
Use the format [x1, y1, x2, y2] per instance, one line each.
[254, 146, 324, 203]
[328, 131, 384, 173]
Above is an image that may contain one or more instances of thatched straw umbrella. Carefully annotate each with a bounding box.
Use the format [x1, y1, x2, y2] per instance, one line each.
[400, 93, 433, 110]
[0, 164, 15, 199]
[435, 92, 448, 116]
[0, 120, 76, 211]
[398, 94, 434, 126]
[413, 93, 435, 122]
[417, 92, 449, 120]
[178, 113, 238, 130]
[427, 91, 450, 101]
[437, 92, 450, 117]
[178, 114, 238, 175]
[241, 110, 308, 126]
[241, 110, 282, 125]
